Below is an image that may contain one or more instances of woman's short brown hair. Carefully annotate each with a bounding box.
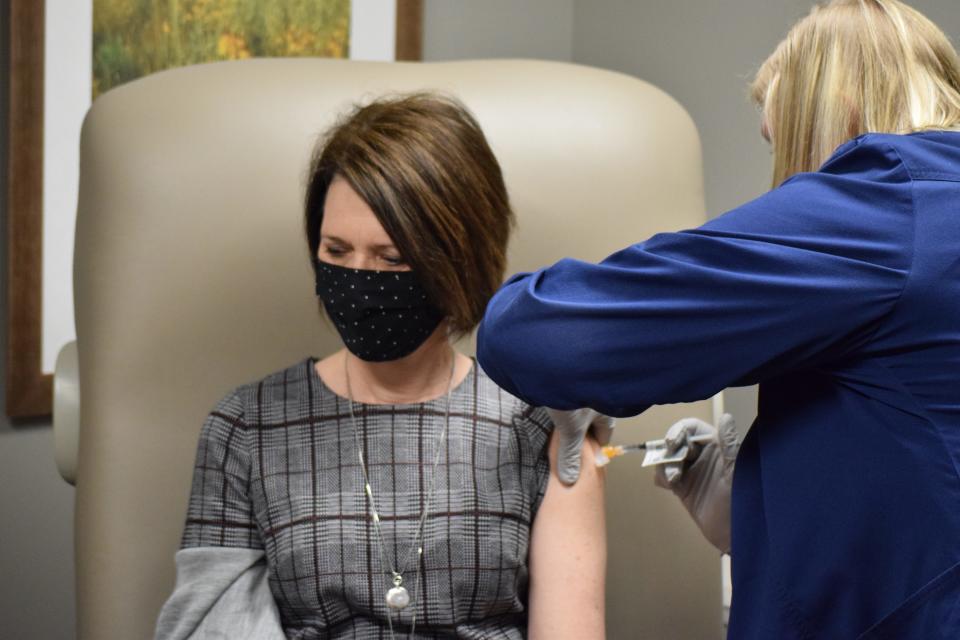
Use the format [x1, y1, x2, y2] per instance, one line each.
[305, 93, 514, 336]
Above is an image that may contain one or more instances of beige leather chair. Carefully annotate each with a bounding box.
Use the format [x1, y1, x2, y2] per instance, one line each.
[60, 58, 722, 639]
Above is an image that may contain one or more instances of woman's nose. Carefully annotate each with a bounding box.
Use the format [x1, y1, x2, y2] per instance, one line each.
[344, 253, 378, 271]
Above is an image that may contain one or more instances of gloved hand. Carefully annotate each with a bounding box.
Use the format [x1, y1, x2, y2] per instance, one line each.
[545, 408, 615, 485]
[654, 414, 739, 553]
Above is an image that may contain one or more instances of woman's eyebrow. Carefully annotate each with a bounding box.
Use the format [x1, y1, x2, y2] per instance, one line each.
[321, 235, 396, 251]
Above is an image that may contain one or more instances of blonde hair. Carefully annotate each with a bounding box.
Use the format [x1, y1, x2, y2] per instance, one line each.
[752, 0, 960, 187]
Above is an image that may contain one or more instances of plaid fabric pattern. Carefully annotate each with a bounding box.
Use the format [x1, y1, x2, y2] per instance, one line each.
[181, 357, 553, 639]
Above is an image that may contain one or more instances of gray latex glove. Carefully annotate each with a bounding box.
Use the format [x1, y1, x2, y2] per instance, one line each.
[545, 408, 615, 485]
[654, 414, 739, 553]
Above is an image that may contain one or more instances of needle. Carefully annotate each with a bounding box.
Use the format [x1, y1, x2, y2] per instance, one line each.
[595, 433, 714, 467]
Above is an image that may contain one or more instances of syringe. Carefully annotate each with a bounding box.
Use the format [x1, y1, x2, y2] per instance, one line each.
[595, 433, 714, 468]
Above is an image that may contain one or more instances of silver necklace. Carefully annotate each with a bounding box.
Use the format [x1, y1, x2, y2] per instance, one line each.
[344, 353, 456, 639]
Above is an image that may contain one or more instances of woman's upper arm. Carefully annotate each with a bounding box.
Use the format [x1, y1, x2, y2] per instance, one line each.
[181, 389, 263, 550]
[527, 430, 606, 640]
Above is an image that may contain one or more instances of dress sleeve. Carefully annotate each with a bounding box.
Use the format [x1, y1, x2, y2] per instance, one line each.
[181, 389, 263, 549]
[517, 406, 554, 519]
[477, 140, 914, 416]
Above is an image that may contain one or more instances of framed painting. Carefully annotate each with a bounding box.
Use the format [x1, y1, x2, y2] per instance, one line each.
[6, 0, 424, 417]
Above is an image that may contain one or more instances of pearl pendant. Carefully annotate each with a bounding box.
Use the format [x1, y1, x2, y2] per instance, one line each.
[386, 585, 410, 609]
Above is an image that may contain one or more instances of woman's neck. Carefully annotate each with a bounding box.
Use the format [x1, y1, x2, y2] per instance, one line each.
[326, 324, 469, 404]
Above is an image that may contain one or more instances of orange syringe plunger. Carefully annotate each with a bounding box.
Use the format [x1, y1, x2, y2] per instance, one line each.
[594, 444, 643, 467]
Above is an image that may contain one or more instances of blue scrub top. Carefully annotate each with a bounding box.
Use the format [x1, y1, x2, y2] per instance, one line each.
[477, 131, 960, 639]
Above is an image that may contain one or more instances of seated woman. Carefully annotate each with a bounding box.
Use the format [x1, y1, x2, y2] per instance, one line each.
[156, 93, 606, 639]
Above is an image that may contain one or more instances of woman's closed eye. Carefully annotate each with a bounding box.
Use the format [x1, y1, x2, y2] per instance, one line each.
[381, 254, 406, 267]
[321, 241, 350, 259]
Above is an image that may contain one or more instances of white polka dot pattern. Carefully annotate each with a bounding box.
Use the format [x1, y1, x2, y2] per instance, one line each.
[313, 259, 445, 362]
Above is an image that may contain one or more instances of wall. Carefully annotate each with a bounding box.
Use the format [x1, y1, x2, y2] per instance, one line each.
[423, 0, 573, 61]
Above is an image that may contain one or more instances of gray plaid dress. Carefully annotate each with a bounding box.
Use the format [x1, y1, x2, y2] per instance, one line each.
[181, 357, 553, 639]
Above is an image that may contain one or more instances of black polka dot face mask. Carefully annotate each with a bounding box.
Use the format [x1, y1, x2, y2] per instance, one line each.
[313, 259, 445, 362]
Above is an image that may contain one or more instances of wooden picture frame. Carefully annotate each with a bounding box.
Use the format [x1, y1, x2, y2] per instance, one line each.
[6, 0, 423, 418]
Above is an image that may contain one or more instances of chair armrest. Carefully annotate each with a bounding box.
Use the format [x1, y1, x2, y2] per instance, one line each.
[54, 340, 80, 485]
